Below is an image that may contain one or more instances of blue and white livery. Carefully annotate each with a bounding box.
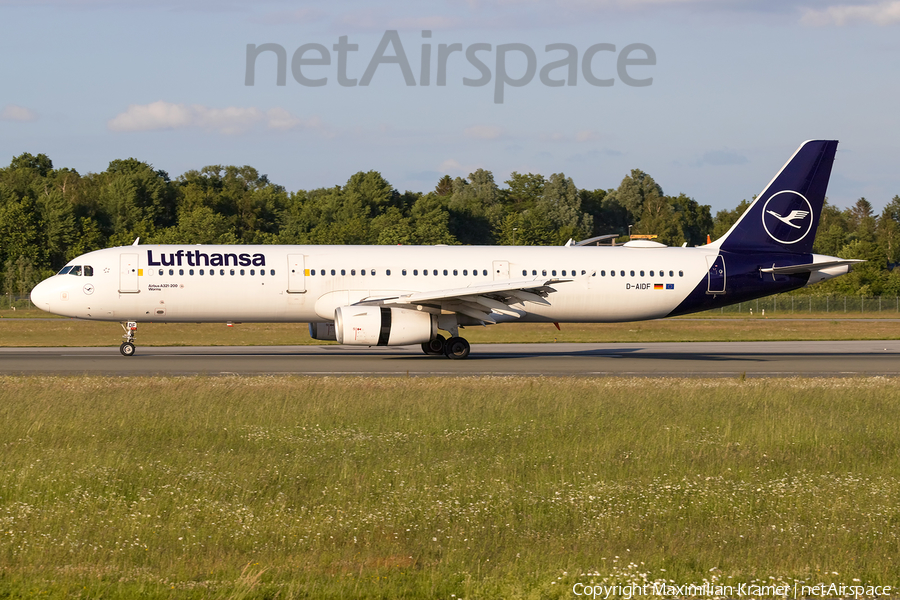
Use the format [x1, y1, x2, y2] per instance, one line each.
[30, 140, 860, 359]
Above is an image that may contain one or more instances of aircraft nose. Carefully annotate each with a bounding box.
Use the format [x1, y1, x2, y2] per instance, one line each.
[30, 278, 53, 313]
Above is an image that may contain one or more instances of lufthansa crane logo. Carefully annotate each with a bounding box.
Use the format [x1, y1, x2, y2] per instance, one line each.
[761, 190, 813, 244]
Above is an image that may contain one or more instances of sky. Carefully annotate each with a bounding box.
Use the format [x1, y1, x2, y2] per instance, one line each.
[1, 0, 899, 213]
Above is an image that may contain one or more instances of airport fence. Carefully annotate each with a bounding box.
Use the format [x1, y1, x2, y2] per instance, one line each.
[1, 295, 35, 310]
[703, 294, 900, 315]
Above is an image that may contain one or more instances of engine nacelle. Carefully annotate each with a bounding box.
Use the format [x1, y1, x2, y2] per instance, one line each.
[334, 306, 437, 346]
[308, 322, 337, 341]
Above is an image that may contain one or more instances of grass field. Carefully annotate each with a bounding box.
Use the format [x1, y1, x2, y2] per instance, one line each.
[1, 376, 898, 598]
[2, 309, 900, 347]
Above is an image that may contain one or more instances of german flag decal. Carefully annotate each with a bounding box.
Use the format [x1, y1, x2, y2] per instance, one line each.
[654, 283, 664, 290]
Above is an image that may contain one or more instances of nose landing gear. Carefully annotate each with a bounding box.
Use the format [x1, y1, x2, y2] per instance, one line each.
[120, 321, 137, 356]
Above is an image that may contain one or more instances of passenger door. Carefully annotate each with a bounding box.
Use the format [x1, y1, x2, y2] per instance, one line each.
[118, 253, 140, 293]
[706, 255, 726, 294]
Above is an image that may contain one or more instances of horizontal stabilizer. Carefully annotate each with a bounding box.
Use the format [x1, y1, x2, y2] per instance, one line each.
[760, 259, 864, 275]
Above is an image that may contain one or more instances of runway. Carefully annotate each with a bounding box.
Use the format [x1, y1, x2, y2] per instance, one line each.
[1, 340, 899, 376]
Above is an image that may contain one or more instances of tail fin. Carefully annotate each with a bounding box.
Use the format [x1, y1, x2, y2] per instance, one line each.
[713, 140, 838, 254]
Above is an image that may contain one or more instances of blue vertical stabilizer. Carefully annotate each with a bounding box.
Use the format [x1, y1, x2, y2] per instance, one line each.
[715, 140, 838, 254]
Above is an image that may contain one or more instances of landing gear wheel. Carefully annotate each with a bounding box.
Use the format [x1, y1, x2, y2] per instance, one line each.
[421, 334, 446, 356]
[119, 321, 138, 357]
[443, 336, 470, 360]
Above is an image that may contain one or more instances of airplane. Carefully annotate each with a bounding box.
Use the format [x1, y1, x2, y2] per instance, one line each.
[30, 140, 862, 359]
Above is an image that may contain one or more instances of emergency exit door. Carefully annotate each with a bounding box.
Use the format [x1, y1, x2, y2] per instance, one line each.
[287, 254, 306, 293]
[492, 260, 510, 280]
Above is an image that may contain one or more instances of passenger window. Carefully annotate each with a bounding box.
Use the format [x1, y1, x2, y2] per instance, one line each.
[371, 270, 376, 276]
[473, 270, 478, 276]
[340, 269, 345, 276]
[351, 269, 356, 276]
[650, 270, 654, 277]
[620, 270, 625, 277]
[453, 270, 458, 276]
[414, 269, 419, 276]
[179, 269, 184, 276]
[640, 270, 644, 277]
[423, 269, 428, 276]
[220, 269, 226, 276]
[630, 270, 635, 277]
[386, 269, 391, 276]
[601, 270, 606, 276]
[200, 269, 205, 275]
[552, 270, 557, 276]
[532, 270, 537, 276]
[610, 270, 615, 277]
[483, 270, 487, 276]
[229, 269, 235, 276]
[463, 269, 468, 276]
[249, 269, 254, 276]
[158, 269, 163, 276]
[269, 270, 275, 276]
[562, 270, 566, 276]
[542, 270, 547, 276]
[331, 269, 336, 276]
[240, 269, 245, 276]
[169, 269, 174, 276]
[679, 270, 684, 277]
[581, 270, 586, 275]
[402, 269, 407, 276]
[669, 270, 674, 277]
[434, 270, 438, 276]
[443, 269, 448, 276]
[361, 269, 366, 276]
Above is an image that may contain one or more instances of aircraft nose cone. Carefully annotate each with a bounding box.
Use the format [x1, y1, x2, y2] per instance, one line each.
[30, 278, 53, 313]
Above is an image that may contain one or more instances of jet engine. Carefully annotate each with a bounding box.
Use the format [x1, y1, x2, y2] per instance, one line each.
[334, 306, 437, 346]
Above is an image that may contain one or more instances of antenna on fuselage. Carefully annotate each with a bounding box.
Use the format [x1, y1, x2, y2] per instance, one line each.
[132, 237, 140, 246]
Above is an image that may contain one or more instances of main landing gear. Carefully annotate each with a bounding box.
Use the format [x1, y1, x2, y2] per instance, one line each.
[120, 321, 137, 356]
[420, 334, 471, 360]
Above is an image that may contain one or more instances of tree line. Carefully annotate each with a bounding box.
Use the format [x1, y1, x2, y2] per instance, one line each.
[2, 151, 898, 299]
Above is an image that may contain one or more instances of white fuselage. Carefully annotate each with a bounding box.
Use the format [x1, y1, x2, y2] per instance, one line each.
[31, 244, 718, 324]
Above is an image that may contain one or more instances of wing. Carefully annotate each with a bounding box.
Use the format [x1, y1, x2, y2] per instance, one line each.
[356, 276, 574, 324]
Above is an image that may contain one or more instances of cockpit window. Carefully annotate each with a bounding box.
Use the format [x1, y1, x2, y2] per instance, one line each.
[58, 265, 93, 276]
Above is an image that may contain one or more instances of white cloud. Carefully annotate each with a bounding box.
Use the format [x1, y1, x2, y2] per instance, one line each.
[801, 1, 900, 25]
[438, 158, 483, 176]
[464, 125, 504, 140]
[575, 129, 601, 143]
[108, 101, 320, 134]
[0, 104, 39, 122]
